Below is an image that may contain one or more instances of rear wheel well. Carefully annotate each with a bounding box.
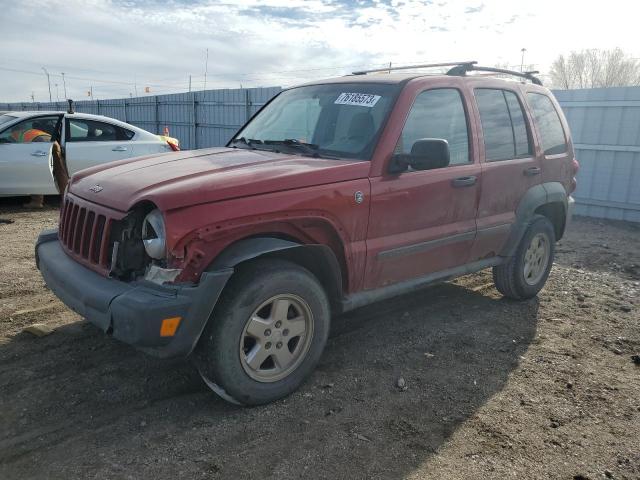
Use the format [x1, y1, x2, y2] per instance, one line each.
[534, 202, 566, 240]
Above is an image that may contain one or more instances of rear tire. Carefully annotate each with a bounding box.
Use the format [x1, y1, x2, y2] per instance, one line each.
[194, 258, 330, 406]
[493, 214, 555, 300]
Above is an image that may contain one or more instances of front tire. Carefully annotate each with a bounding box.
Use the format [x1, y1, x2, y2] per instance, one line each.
[493, 214, 555, 300]
[195, 258, 330, 406]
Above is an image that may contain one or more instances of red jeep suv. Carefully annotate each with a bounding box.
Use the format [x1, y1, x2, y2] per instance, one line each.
[36, 62, 577, 405]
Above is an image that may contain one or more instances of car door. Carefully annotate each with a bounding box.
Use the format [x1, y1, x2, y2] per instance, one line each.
[0, 114, 62, 195]
[64, 117, 133, 174]
[364, 87, 481, 290]
[468, 86, 542, 261]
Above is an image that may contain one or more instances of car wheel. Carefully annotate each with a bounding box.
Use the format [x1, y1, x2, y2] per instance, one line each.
[493, 214, 556, 300]
[194, 258, 330, 406]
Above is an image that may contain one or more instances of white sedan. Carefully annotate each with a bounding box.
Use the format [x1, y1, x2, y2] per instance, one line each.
[0, 111, 179, 196]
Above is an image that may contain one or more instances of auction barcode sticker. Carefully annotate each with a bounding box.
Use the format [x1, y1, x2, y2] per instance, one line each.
[335, 92, 381, 107]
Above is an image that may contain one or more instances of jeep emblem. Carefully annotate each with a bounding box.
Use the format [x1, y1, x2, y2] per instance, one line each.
[89, 184, 103, 193]
[354, 191, 364, 204]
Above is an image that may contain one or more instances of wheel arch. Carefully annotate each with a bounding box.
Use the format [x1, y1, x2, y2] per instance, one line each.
[208, 236, 344, 314]
[500, 182, 568, 257]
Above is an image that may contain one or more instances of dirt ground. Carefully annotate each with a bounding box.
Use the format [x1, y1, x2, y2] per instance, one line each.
[0, 199, 638, 480]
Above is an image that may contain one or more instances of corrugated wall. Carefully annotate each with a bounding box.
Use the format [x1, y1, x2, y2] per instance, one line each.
[1, 87, 282, 151]
[3, 85, 639, 222]
[553, 87, 640, 222]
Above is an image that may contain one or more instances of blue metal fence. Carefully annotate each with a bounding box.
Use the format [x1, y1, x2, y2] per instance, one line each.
[554, 87, 640, 222]
[3, 85, 640, 222]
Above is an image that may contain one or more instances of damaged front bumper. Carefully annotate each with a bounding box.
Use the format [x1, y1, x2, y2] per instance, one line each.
[35, 229, 232, 358]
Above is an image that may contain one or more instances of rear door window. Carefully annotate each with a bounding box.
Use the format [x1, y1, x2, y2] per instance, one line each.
[397, 88, 470, 165]
[526, 93, 567, 155]
[475, 89, 531, 161]
[67, 119, 133, 142]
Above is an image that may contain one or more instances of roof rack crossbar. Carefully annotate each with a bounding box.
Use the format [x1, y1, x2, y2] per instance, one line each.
[352, 61, 477, 76]
[446, 64, 543, 85]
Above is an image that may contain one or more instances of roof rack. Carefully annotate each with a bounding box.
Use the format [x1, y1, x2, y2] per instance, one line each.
[351, 60, 543, 85]
[446, 64, 543, 85]
[352, 61, 477, 76]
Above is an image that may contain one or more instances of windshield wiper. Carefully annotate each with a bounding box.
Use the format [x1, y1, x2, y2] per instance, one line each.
[263, 139, 321, 157]
[229, 137, 263, 149]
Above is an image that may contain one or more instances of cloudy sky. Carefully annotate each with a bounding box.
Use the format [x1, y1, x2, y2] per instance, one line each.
[1, 0, 638, 102]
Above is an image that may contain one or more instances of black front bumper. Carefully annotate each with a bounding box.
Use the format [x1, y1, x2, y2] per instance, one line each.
[35, 230, 233, 358]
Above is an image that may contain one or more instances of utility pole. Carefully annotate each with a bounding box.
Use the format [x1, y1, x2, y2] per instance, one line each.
[42, 67, 52, 102]
[520, 48, 527, 72]
[31, 91, 35, 103]
[90, 86, 94, 100]
[204, 48, 209, 91]
[61, 72, 67, 98]
[55, 83, 60, 101]
[134, 74, 138, 97]
[189, 75, 192, 92]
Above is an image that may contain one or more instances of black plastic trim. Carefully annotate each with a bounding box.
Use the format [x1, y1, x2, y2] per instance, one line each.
[378, 230, 476, 260]
[342, 257, 503, 312]
[499, 182, 569, 257]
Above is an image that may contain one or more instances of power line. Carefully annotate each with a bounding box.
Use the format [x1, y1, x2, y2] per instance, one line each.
[2, 59, 549, 101]
[0, 60, 397, 90]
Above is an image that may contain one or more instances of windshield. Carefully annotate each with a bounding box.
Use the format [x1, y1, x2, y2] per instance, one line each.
[0, 114, 17, 126]
[232, 83, 399, 160]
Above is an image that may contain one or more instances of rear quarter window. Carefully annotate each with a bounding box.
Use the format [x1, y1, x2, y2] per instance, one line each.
[526, 93, 567, 155]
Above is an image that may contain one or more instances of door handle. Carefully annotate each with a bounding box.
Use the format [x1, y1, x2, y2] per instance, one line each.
[451, 175, 477, 188]
[31, 151, 48, 157]
[524, 166, 541, 176]
[112, 146, 128, 152]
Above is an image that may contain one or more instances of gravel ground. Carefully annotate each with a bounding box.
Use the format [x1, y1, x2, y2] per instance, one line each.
[0, 200, 638, 480]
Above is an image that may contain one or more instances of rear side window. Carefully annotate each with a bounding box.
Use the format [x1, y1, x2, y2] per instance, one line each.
[475, 89, 531, 161]
[67, 119, 134, 142]
[397, 88, 470, 165]
[526, 93, 567, 155]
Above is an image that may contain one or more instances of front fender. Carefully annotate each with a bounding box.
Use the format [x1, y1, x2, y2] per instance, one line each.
[209, 237, 301, 270]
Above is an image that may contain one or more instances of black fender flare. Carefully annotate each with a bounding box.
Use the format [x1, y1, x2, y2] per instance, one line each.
[500, 182, 568, 257]
[208, 237, 344, 311]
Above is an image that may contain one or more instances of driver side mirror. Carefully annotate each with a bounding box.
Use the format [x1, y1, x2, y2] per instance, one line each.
[388, 138, 450, 174]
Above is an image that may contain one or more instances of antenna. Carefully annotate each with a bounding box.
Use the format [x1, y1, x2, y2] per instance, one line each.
[204, 48, 209, 90]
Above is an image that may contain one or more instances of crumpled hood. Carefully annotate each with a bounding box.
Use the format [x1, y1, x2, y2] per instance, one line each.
[69, 147, 369, 212]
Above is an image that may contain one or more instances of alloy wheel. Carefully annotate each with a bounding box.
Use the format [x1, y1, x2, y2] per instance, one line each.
[239, 294, 314, 382]
[523, 232, 550, 286]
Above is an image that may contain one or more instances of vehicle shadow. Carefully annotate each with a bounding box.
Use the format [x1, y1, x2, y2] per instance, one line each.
[0, 279, 539, 479]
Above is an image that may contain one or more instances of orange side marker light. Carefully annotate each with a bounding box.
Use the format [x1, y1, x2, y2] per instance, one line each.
[160, 317, 182, 337]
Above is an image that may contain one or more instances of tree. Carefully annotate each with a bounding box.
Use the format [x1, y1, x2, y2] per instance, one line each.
[550, 48, 640, 89]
